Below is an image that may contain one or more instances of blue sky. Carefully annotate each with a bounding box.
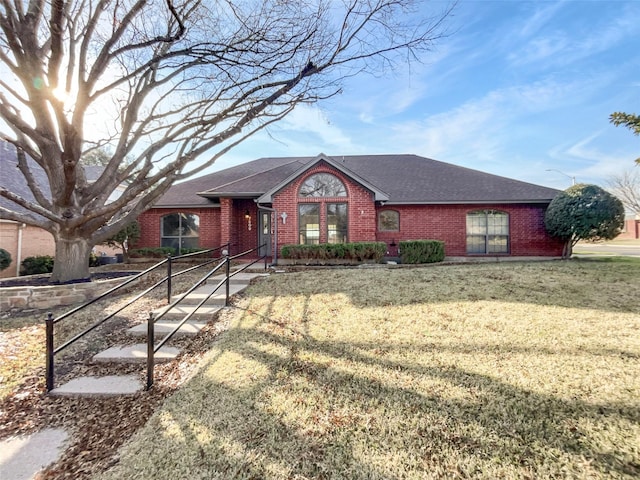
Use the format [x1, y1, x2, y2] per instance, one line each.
[210, 0, 640, 191]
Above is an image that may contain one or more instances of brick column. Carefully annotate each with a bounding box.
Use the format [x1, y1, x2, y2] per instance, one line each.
[220, 198, 233, 253]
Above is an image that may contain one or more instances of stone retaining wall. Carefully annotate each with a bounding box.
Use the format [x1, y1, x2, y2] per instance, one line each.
[0, 276, 140, 312]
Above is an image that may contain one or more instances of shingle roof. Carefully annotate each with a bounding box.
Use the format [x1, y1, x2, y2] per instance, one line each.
[0, 142, 105, 219]
[0, 142, 51, 218]
[156, 153, 560, 207]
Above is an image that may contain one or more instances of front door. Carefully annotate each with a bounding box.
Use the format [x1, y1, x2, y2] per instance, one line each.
[258, 210, 272, 256]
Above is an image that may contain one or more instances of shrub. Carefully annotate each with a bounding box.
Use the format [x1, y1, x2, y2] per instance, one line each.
[101, 220, 141, 263]
[129, 247, 176, 258]
[281, 242, 386, 262]
[0, 248, 11, 271]
[20, 255, 55, 275]
[89, 251, 101, 267]
[399, 240, 445, 264]
[545, 184, 625, 258]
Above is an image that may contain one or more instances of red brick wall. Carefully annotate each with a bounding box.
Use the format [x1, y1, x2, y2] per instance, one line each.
[135, 207, 221, 250]
[137, 166, 564, 258]
[233, 199, 259, 254]
[374, 204, 564, 256]
[271, 162, 376, 246]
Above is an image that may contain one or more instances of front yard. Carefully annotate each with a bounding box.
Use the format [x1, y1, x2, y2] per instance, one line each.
[96, 259, 640, 479]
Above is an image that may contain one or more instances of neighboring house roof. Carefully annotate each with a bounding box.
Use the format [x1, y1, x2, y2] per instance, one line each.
[154, 153, 560, 207]
[0, 141, 51, 218]
[0, 141, 106, 219]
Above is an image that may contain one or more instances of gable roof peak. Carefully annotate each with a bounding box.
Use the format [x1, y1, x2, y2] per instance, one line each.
[257, 153, 390, 204]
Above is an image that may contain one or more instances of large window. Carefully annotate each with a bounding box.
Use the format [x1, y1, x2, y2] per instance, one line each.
[299, 204, 320, 244]
[378, 210, 399, 231]
[161, 213, 200, 253]
[299, 173, 347, 197]
[466, 210, 509, 254]
[327, 203, 348, 243]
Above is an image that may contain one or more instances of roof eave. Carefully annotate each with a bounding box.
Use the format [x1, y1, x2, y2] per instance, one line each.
[197, 191, 262, 199]
[383, 199, 554, 205]
[153, 203, 221, 209]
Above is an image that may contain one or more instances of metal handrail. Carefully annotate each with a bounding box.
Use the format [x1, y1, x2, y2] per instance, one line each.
[45, 244, 229, 392]
[145, 244, 267, 389]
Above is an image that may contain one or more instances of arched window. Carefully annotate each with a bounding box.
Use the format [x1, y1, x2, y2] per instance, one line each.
[378, 210, 400, 231]
[466, 210, 509, 254]
[161, 213, 200, 254]
[299, 173, 347, 197]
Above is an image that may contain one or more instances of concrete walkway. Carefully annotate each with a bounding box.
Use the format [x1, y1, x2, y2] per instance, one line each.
[0, 428, 68, 480]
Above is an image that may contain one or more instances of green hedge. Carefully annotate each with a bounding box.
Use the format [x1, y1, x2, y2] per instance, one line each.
[399, 240, 445, 264]
[0, 248, 11, 271]
[281, 242, 386, 262]
[20, 255, 55, 275]
[129, 247, 176, 258]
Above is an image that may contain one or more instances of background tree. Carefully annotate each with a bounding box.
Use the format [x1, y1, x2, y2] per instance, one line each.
[100, 220, 141, 263]
[545, 184, 625, 258]
[610, 112, 640, 164]
[0, 0, 454, 283]
[607, 169, 640, 215]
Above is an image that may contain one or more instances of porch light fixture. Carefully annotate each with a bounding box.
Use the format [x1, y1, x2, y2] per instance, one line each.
[244, 209, 252, 231]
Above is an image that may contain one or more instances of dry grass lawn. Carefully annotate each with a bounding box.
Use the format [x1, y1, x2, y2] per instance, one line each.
[96, 259, 640, 479]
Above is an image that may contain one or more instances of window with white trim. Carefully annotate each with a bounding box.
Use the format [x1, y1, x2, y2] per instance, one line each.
[466, 210, 509, 254]
[161, 213, 200, 253]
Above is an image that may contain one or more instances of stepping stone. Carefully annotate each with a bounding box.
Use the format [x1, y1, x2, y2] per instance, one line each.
[151, 304, 221, 321]
[0, 428, 68, 479]
[93, 344, 179, 363]
[49, 375, 143, 396]
[127, 319, 208, 337]
[171, 283, 246, 305]
[207, 272, 268, 285]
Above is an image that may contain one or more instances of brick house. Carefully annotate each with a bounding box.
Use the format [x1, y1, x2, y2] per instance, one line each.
[135, 153, 565, 261]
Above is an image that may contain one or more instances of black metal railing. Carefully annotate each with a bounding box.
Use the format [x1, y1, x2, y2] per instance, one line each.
[145, 244, 267, 390]
[45, 245, 229, 392]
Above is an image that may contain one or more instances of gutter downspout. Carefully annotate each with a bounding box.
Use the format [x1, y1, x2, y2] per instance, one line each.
[17, 223, 25, 276]
[255, 203, 277, 266]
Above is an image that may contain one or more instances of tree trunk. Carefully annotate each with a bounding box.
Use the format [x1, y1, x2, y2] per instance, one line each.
[51, 235, 92, 283]
[562, 240, 573, 259]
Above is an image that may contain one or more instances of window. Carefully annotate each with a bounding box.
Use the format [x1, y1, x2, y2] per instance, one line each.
[466, 210, 509, 254]
[299, 204, 320, 244]
[299, 173, 347, 197]
[378, 210, 399, 231]
[327, 203, 348, 243]
[161, 213, 200, 253]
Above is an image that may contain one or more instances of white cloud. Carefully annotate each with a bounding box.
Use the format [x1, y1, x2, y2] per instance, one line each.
[507, 4, 640, 69]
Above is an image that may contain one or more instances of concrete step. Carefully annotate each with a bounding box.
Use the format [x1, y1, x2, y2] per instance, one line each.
[171, 283, 246, 305]
[150, 304, 222, 321]
[206, 272, 268, 285]
[93, 344, 180, 363]
[49, 375, 143, 396]
[127, 319, 208, 337]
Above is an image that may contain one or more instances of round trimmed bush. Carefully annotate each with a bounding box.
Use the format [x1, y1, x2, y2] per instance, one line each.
[0, 248, 11, 271]
[20, 255, 55, 275]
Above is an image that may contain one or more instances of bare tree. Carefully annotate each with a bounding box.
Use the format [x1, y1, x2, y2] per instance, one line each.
[607, 169, 640, 215]
[0, 0, 454, 282]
